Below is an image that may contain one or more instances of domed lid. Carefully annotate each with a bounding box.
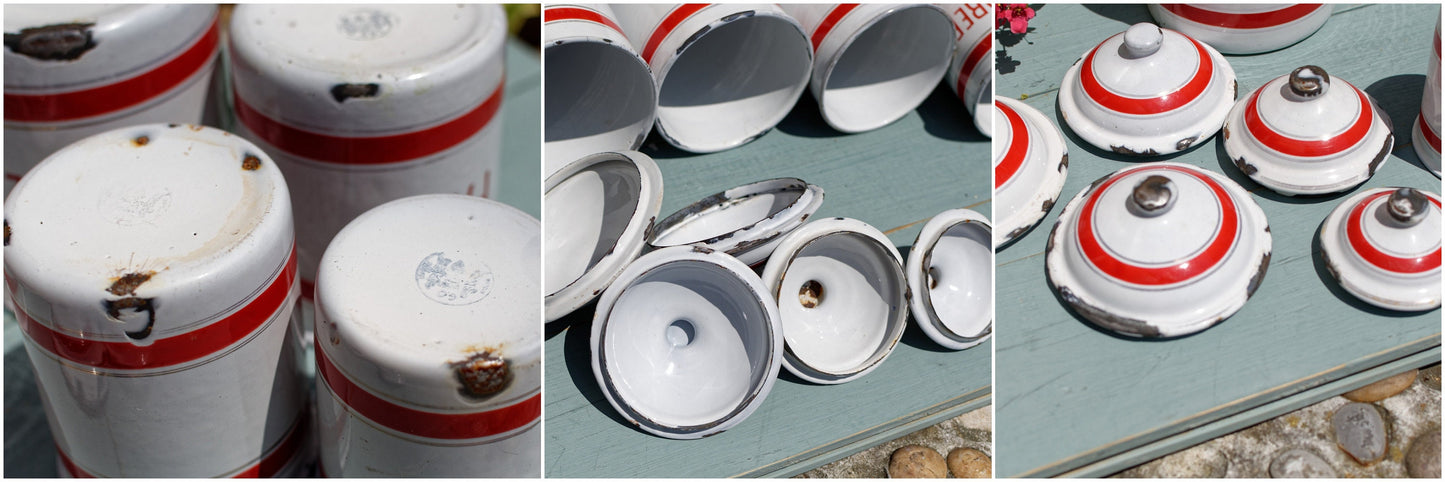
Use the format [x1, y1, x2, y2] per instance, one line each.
[649, 178, 824, 266]
[545, 151, 663, 322]
[1319, 187, 1441, 311]
[1059, 23, 1236, 156]
[994, 97, 1068, 248]
[1045, 163, 1272, 338]
[906, 209, 993, 350]
[590, 246, 783, 439]
[314, 195, 539, 416]
[760, 217, 908, 384]
[1224, 66, 1393, 195]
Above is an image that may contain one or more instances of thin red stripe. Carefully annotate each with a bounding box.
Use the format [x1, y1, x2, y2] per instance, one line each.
[1079, 32, 1213, 115]
[543, 6, 625, 35]
[55, 412, 304, 478]
[1161, 4, 1323, 29]
[1243, 83, 1372, 158]
[1347, 191, 1442, 274]
[810, 4, 858, 52]
[1421, 112, 1442, 152]
[316, 339, 541, 440]
[57, 447, 93, 478]
[994, 101, 1029, 189]
[955, 35, 992, 101]
[641, 4, 710, 65]
[5, 16, 219, 123]
[1077, 166, 1239, 286]
[233, 78, 503, 165]
[17, 248, 296, 370]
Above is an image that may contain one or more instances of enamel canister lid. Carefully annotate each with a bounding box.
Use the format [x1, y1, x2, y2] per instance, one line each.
[545, 151, 664, 322]
[761, 217, 908, 384]
[1223, 66, 1392, 195]
[1319, 187, 1441, 311]
[5, 123, 293, 347]
[591, 246, 784, 439]
[649, 178, 824, 266]
[4, 5, 217, 90]
[1059, 23, 1237, 156]
[314, 194, 540, 413]
[1147, 4, 1332, 55]
[994, 97, 1068, 248]
[1046, 163, 1272, 338]
[907, 209, 993, 350]
[229, 4, 505, 133]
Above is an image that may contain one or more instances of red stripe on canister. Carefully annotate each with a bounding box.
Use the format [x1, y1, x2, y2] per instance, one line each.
[1420, 112, 1442, 152]
[1243, 83, 1373, 158]
[17, 248, 297, 370]
[55, 411, 305, 477]
[810, 4, 858, 52]
[955, 35, 992, 100]
[1346, 191, 1442, 274]
[994, 102, 1029, 189]
[1160, 4, 1323, 29]
[543, 6, 625, 35]
[1076, 166, 1240, 286]
[233, 78, 503, 165]
[1079, 32, 1213, 115]
[316, 339, 541, 440]
[4, 16, 220, 123]
[641, 4, 710, 65]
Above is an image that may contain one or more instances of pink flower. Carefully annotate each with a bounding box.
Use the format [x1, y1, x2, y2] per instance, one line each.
[997, 4, 1035, 35]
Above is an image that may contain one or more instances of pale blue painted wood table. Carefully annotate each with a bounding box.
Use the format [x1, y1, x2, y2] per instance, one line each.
[0, 39, 541, 477]
[994, 4, 1442, 477]
[544, 84, 991, 477]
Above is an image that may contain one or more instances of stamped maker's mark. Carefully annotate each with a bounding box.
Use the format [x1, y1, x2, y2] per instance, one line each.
[415, 251, 491, 306]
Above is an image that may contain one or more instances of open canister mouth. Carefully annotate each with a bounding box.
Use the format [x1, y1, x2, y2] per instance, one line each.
[812, 4, 955, 133]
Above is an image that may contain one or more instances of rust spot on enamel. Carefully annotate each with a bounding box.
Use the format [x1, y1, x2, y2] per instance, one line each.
[107, 271, 155, 296]
[4, 23, 96, 60]
[3, 220, 10, 246]
[132, 136, 149, 147]
[451, 350, 511, 398]
[242, 154, 262, 171]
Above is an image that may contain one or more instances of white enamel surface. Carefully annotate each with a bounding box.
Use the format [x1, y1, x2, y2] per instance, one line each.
[1046, 163, 1272, 338]
[908, 209, 993, 350]
[650, 178, 824, 266]
[1414, 19, 1442, 177]
[4, 4, 216, 90]
[1148, 4, 1332, 55]
[591, 247, 783, 439]
[1222, 73, 1392, 195]
[994, 97, 1068, 248]
[784, 4, 953, 133]
[316, 374, 540, 477]
[315, 194, 538, 410]
[1059, 24, 1237, 156]
[1319, 188, 1442, 311]
[941, 4, 993, 136]
[545, 151, 664, 322]
[543, 4, 657, 177]
[762, 218, 907, 384]
[229, 4, 505, 132]
[613, 4, 812, 153]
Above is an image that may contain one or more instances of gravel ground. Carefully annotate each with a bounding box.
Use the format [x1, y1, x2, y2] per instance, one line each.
[795, 406, 992, 478]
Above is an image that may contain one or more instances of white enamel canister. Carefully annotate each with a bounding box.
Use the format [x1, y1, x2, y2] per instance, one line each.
[1148, 4, 1332, 55]
[313, 195, 540, 477]
[942, 3, 994, 136]
[779, 4, 954, 133]
[3, 4, 219, 195]
[611, 4, 812, 153]
[4, 124, 308, 477]
[228, 4, 507, 303]
[1414, 18, 1441, 176]
[542, 4, 657, 177]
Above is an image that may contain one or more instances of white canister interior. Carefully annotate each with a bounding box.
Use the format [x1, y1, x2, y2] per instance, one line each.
[602, 260, 772, 429]
[819, 6, 953, 133]
[656, 15, 810, 152]
[928, 221, 992, 339]
[544, 158, 641, 296]
[544, 40, 655, 167]
[780, 231, 905, 376]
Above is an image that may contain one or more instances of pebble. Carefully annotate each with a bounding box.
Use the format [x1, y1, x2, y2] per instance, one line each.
[1332, 402, 1387, 465]
[888, 445, 946, 478]
[1422, 364, 1441, 391]
[1268, 448, 1335, 478]
[946, 448, 990, 478]
[1343, 370, 1417, 402]
[1406, 427, 1441, 478]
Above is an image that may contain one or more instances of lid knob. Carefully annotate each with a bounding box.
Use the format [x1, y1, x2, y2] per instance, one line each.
[1129, 175, 1175, 217]
[1122, 23, 1164, 58]
[1385, 187, 1429, 226]
[1287, 66, 1331, 99]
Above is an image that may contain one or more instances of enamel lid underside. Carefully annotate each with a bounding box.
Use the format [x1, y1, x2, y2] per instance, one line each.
[909, 209, 993, 349]
[650, 178, 823, 263]
[317, 194, 539, 409]
[1320, 188, 1442, 310]
[994, 98, 1067, 247]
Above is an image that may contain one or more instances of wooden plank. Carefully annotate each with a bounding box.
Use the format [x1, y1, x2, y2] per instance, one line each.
[544, 84, 992, 478]
[994, 4, 1443, 477]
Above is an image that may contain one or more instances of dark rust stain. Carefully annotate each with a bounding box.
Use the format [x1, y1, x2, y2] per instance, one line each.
[451, 351, 511, 398]
[132, 136, 149, 147]
[1246, 250, 1271, 297]
[1110, 144, 1159, 156]
[241, 154, 262, 171]
[102, 297, 156, 340]
[4, 23, 96, 61]
[1176, 135, 1199, 151]
[1234, 156, 1258, 175]
[678, 25, 711, 54]
[1057, 286, 1162, 338]
[1367, 136, 1392, 176]
[1041, 197, 1055, 213]
[106, 271, 155, 296]
[1059, 153, 1069, 170]
[1223, 124, 1231, 140]
[330, 83, 380, 102]
[167, 123, 179, 128]
[690, 245, 714, 254]
[3, 220, 9, 246]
